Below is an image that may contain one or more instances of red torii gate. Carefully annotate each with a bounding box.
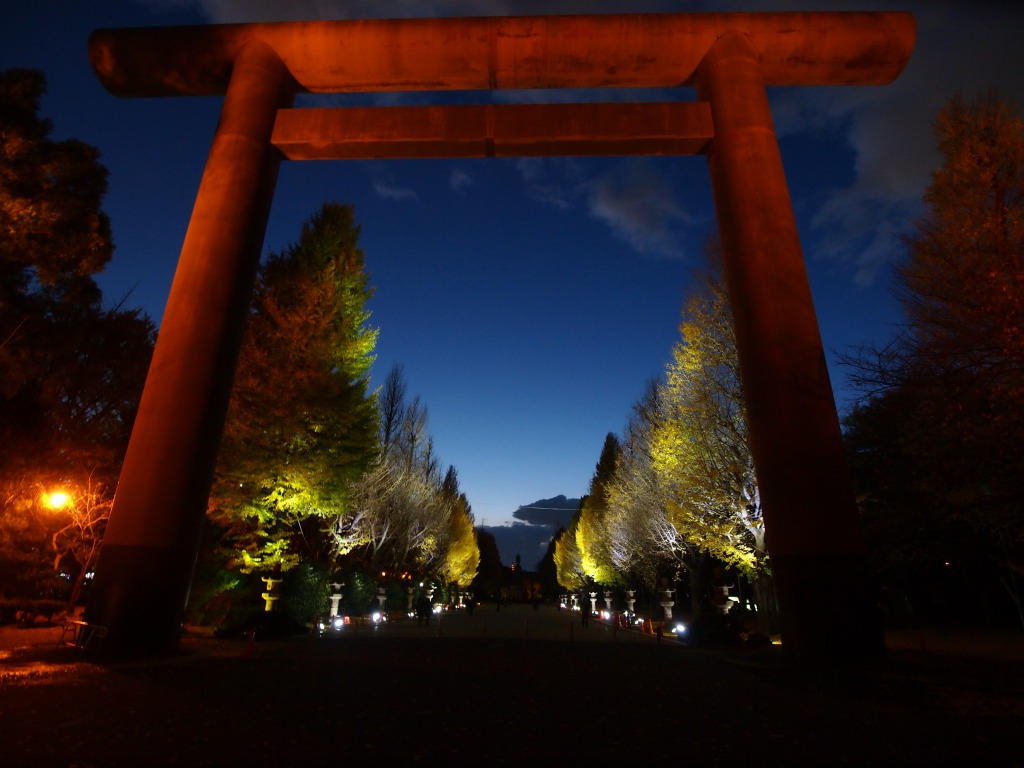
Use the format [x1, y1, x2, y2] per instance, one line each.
[84, 12, 915, 661]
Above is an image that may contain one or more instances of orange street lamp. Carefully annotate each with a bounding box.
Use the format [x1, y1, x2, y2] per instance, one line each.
[45, 490, 71, 510]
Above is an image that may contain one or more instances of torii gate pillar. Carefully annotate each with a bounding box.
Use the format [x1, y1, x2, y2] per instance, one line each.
[697, 33, 884, 661]
[84, 41, 295, 655]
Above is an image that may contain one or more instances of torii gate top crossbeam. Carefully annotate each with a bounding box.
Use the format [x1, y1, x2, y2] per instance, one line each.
[89, 12, 915, 98]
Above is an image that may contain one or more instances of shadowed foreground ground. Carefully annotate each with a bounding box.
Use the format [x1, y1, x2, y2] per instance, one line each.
[1, 604, 1022, 767]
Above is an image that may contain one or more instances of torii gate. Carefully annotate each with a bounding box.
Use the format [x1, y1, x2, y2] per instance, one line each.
[84, 12, 915, 661]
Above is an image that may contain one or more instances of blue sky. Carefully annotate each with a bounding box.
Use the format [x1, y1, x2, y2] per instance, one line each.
[5, 1, 1024, 568]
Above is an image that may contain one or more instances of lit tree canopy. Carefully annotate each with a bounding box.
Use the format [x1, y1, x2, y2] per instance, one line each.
[899, 92, 1024, 389]
[575, 433, 621, 586]
[606, 380, 677, 586]
[651, 246, 763, 574]
[553, 519, 586, 592]
[563, 244, 763, 594]
[437, 468, 479, 589]
[331, 365, 478, 582]
[210, 202, 379, 574]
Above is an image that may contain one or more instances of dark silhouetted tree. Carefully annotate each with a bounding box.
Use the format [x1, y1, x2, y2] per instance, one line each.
[844, 93, 1024, 626]
[0, 69, 154, 604]
[471, 529, 504, 600]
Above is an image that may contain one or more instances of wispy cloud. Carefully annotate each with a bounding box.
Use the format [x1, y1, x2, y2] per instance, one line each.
[514, 158, 543, 183]
[373, 179, 417, 201]
[525, 184, 571, 211]
[513, 158, 572, 210]
[449, 167, 473, 192]
[512, 157, 689, 255]
[583, 159, 690, 259]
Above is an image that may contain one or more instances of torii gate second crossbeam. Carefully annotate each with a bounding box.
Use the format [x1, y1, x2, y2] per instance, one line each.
[83, 12, 915, 662]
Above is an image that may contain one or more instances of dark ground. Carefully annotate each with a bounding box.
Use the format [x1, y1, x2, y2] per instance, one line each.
[1, 604, 1022, 767]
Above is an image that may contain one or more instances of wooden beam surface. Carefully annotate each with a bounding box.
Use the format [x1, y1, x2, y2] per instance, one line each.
[271, 102, 714, 159]
[90, 12, 915, 97]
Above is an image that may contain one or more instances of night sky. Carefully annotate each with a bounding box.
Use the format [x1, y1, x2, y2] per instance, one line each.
[5, 1, 1023, 568]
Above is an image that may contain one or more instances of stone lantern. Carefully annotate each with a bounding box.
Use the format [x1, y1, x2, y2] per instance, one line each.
[329, 582, 344, 619]
[660, 588, 675, 621]
[261, 576, 283, 612]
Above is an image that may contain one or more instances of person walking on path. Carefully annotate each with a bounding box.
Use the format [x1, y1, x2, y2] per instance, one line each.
[416, 593, 431, 626]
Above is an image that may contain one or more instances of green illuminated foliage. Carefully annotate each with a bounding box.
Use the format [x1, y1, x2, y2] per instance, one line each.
[575, 434, 622, 586]
[438, 481, 479, 589]
[553, 521, 586, 591]
[210, 203, 378, 575]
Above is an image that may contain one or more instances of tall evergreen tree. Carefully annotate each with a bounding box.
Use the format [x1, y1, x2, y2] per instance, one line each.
[470, 528, 504, 600]
[1, 69, 152, 481]
[575, 433, 621, 586]
[209, 203, 379, 576]
[553, 518, 587, 592]
[437, 467, 479, 589]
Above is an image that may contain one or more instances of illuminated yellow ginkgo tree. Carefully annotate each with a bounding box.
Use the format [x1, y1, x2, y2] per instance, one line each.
[651, 244, 764, 576]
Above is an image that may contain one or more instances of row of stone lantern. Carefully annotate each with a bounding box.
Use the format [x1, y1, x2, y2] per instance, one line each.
[317, 580, 731, 625]
[561, 587, 735, 623]
[362, 584, 472, 615]
[562, 590, 624, 616]
[324, 583, 477, 619]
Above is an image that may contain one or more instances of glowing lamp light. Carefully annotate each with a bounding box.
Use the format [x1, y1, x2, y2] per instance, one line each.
[45, 491, 70, 509]
[672, 623, 687, 635]
[332, 616, 344, 631]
